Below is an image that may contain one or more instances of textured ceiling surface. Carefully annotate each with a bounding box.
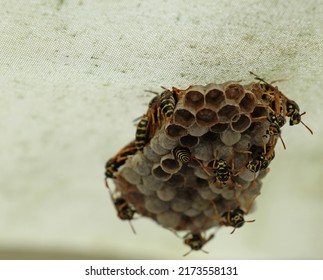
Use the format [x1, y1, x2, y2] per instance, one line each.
[0, 0, 323, 259]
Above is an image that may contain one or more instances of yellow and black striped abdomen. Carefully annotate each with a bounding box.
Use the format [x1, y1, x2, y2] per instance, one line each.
[135, 115, 149, 150]
[159, 91, 176, 118]
[173, 147, 191, 163]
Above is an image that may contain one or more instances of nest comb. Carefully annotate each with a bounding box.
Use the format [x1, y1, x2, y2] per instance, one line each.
[105, 76, 312, 253]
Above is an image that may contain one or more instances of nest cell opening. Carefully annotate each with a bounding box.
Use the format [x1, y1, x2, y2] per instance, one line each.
[174, 108, 195, 128]
[165, 174, 185, 188]
[160, 156, 182, 173]
[196, 108, 218, 127]
[196, 177, 209, 188]
[179, 134, 199, 147]
[152, 164, 172, 180]
[211, 123, 228, 133]
[239, 91, 256, 113]
[224, 84, 245, 103]
[165, 124, 187, 138]
[184, 90, 205, 111]
[205, 89, 225, 110]
[251, 106, 268, 120]
[231, 114, 251, 132]
[200, 131, 219, 142]
[217, 105, 240, 122]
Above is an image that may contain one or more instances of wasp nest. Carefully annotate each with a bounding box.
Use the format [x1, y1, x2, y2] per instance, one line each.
[105, 76, 312, 254]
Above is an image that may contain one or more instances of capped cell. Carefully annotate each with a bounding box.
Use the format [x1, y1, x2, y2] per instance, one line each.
[157, 185, 177, 201]
[145, 195, 170, 214]
[157, 211, 181, 229]
[220, 129, 241, 146]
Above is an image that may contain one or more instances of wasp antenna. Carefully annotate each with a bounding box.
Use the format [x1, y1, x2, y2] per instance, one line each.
[128, 220, 136, 235]
[279, 135, 287, 150]
[249, 71, 268, 84]
[301, 120, 313, 135]
[183, 249, 192, 257]
[144, 89, 159, 95]
[201, 249, 209, 254]
[230, 227, 237, 234]
[104, 178, 110, 190]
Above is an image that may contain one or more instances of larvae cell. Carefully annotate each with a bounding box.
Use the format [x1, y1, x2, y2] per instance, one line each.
[196, 108, 218, 127]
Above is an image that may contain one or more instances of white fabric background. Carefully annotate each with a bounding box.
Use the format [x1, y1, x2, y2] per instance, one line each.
[0, 0, 323, 259]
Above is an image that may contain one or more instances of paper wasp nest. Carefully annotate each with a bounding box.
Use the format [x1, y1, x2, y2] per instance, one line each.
[105, 77, 312, 253]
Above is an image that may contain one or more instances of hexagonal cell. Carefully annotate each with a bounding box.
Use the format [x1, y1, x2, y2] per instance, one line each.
[231, 114, 251, 132]
[174, 108, 195, 128]
[210, 123, 228, 133]
[184, 90, 205, 111]
[224, 83, 245, 103]
[142, 175, 164, 191]
[196, 108, 218, 127]
[152, 164, 172, 181]
[187, 123, 208, 137]
[200, 131, 218, 142]
[143, 145, 161, 162]
[165, 174, 185, 188]
[119, 166, 142, 185]
[194, 165, 209, 180]
[251, 106, 268, 121]
[165, 123, 187, 138]
[130, 153, 151, 176]
[239, 91, 256, 113]
[217, 105, 240, 123]
[220, 129, 241, 146]
[192, 194, 209, 211]
[156, 211, 181, 229]
[160, 154, 182, 174]
[145, 196, 170, 214]
[150, 136, 169, 156]
[205, 88, 225, 110]
[179, 134, 199, 147]
[234, 134, 251, 151]
[171, 191, 192, 212]
[158, 131, 178, 150]
[192, 142, 213, 161]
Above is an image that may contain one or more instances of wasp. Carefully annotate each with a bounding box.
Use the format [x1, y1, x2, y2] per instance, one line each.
[250, 71, 285, 115]
[134, 90, 164, 151]
[285, 100, 313, 134]
[199, 158, 233, 185]
[158, 88, 177, 118]
[212, 159, 232, 184]
[173, 147, 191, 163]
[135, 115, 150, 151]
[183, 232, 214, 256]
[105, 179, 136, 234]
[105, 141, 137, 179]
[222, 208, 255, 234]
[246, 145, 275, 173]
[265, 121, 286, 150]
